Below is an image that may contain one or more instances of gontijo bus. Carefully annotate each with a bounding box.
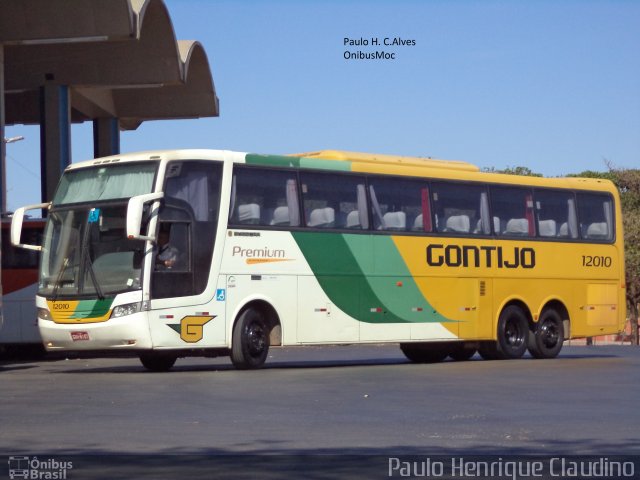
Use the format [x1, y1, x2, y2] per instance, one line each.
[10, 149, 626, 370]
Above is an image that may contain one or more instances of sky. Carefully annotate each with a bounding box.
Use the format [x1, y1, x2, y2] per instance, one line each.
[4, 0, 639, 212]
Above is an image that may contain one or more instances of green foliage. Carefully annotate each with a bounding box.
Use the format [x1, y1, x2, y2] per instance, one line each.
[482, 166, 543, 177]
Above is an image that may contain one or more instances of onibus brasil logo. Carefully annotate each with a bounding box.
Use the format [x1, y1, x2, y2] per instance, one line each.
[8, 456, 73, 479]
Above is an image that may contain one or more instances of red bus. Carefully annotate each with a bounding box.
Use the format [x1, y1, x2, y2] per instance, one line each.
[0, 219, 44, 348]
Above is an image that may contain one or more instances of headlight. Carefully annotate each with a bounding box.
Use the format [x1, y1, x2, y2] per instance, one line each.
[110, 302, 141, 319]
[37, 308, 52, 321]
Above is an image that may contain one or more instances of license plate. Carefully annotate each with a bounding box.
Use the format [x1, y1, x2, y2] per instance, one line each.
[70, 331, 90, 341]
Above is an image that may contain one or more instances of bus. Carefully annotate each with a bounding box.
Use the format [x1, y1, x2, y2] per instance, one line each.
[0, 219, 44, 350]
[10, 149, 626, 371]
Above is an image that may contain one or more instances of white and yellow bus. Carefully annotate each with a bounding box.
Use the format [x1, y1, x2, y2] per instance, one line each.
[10, 149, 626, 370]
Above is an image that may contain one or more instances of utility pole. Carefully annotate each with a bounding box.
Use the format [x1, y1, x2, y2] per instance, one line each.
[1, 135, 25, 214]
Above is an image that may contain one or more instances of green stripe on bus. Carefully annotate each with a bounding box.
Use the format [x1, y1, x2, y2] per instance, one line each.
[299, 158, 352, 171]
[70, 298, 114, 319]
[245, 154, 352, 172]
[246, 154, 301, 168]
[344, 235, 451, 323]
[292, 232, 450, 324]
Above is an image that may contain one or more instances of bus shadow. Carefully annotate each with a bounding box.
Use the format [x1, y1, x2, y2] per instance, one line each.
[58, 358, 407, 374]
[54, 350, 624, 375]
[0, 364, 38, 372]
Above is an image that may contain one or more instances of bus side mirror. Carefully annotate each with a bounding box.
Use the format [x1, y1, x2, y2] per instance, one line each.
[11, 203, 50, 251]
[126, 192, 164, 242]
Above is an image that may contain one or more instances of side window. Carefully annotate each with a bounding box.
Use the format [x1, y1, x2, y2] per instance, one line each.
[491, 186, 535, 237]
[152, 161, 222, 299]
[577, 193, 614, 242]
[535, 190, 577, 239]
[230, 167, 300, 227]
[299, 172, 368, 229]
[369, 177, 431, 232]
[431, 182, 489, 235]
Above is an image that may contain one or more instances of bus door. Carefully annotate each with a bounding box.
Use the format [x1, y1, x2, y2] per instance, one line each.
[146, 161, 225, 348]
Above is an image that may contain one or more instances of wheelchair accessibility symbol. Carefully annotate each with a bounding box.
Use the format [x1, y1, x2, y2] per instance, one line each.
[216, 289, 226, 302]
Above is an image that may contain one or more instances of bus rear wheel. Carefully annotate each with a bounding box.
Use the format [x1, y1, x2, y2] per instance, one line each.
[231, 308, 270, 370]
[478, 341, 503, 360]
[528, 309, 564, 359]
[139, 352, 177, 372]
[496, 305, 528, 359]
[400, 343, 448, 363]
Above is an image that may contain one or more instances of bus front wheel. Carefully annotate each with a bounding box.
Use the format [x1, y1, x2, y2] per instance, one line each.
[231, 308, 270, 370]
[139, 352, 177, 372]
[496, 305, 529, 359]
[449, 343, 477, 361]
[528, 309, 564, 359]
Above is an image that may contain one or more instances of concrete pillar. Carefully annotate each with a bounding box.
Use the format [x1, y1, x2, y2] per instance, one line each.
[39, 84, 71, 204]
[93, 117, 120, 158]
[0, 46, 6, 214]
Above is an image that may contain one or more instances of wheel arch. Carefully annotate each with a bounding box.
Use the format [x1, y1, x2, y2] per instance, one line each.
[230, 298, 282, 348]
[538, 298, 571, 340]
[495, 297, 534, 336]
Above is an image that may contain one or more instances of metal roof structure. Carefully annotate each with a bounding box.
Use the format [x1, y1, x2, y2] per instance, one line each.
[1, 0, 219, 130]
[0, 0, 220, 209]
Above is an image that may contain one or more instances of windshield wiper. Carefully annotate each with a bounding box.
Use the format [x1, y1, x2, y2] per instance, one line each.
[52, 257, 69, 301]
[79, 220, 105, 300]
[84, 258, 105, 300]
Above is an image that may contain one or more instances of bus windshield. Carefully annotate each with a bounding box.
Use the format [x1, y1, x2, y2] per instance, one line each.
[39, 205, 145, 298]
[53, 162, 157, 205]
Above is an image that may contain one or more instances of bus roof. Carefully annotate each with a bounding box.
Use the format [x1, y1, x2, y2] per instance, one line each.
[289, 150, 480, 172]
[64, 148, 618, 195]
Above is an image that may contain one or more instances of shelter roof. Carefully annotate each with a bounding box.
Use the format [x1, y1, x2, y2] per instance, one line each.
[1, 0, 219, 130]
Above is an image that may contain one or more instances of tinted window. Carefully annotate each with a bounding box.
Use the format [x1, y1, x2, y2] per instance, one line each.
[491, 186, 535, 237]
[230, 167, 300, 227]
[299, 172, 368, 229]
[577, 193, 614, 241]
[369, 177, 431, 232]
[432, 182, 490, 235]
[2, 225, 42, 269]
[535, 190, 578, 239]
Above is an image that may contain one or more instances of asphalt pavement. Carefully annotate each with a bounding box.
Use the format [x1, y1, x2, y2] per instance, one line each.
[1, 345, 638, 479]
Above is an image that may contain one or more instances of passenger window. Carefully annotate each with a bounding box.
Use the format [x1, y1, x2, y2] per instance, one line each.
[230, 167, 300, 227]
[577, 193, 614, 242]
[369, 177, 431, 232]
[299, 172, 368, 229]
[535, 190, 577, 239]
[491, 187, 535, 237]
[431, 182, 489, 235]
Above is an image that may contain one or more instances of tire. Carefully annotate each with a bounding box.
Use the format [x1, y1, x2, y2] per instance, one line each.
[231, 308, 270, 370]
[449, 343, 477, 361]
[139, 352, 177, 372]
[528, 308, 564, 359]
[496, 305, 529, 359]
[400, 343, 448, 363]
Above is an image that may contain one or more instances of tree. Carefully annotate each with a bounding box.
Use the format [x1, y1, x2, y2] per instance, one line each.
[607, 168, 640, 344]
[482, 166, 543, 177]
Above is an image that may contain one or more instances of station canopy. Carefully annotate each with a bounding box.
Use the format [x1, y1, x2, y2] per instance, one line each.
[1, 0, 219, 130]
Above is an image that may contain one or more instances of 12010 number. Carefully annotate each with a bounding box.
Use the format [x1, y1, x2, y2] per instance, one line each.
[582, 255, 612, 267]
